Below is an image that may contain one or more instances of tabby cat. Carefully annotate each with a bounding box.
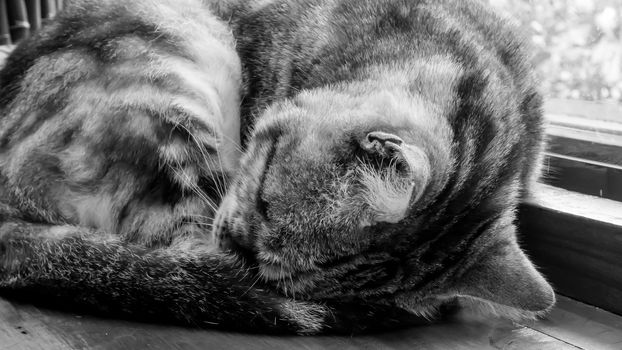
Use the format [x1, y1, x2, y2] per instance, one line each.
[0, 0, 555, 334]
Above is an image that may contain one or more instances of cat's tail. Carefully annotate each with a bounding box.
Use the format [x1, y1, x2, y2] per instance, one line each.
[0, 220, 332, 333]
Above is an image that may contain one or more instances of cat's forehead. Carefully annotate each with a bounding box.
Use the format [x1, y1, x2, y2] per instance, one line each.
[370, 59, 464, 119]
[251, 58, 462, 150]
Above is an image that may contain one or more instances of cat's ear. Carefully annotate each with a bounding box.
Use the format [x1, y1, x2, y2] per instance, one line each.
[455, 239, 555, 317]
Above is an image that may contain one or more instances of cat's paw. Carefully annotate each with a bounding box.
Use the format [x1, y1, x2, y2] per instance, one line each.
[275, 298, 431, 335]
[317, 300, 431, 334]
[156, 110, 239, 203]
[158, 122, 219, 190]
[277, 300, 331, 334]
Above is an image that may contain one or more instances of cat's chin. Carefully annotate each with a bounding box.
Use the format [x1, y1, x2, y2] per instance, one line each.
[395, 293, 551, 325]
[424, 295, 551, 326]
[450, 295, 551, 323]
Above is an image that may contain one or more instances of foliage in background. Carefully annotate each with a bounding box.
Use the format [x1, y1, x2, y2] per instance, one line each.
[490, 0, 622, 102]
[2, 1, 621, 103]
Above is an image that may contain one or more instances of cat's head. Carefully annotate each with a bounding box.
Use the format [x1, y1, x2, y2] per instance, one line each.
[213, 84, 554, 321]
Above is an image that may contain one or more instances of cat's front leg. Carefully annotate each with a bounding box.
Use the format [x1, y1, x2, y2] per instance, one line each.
[273, 298, 432, 335]
[0, 225, 319, 334]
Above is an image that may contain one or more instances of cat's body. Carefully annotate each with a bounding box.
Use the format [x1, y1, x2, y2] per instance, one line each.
[0, 0, 554, 334]
[218, 0, 552, 313]
[0, 0, 304, 332]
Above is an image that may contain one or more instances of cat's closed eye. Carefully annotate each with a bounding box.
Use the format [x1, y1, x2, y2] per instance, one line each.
[255, 135, 282, 220]
[257, 193, 271, 219]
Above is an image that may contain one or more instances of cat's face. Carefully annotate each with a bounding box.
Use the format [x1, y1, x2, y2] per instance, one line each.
[213, 87, 555, 319]
[214, 88, 435, 285]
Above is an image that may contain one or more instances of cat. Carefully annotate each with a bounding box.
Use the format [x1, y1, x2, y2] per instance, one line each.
[215, 0, 555, 321]
[0, 0, 555, 334]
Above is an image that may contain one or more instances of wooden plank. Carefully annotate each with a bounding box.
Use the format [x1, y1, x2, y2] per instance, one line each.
[489, 326, 580, 350]
[546, 136, 622, 167]
[0, 298, 75, 350]
[0, 295, 598, 350]
[520, 184, 622, 316]
[545, 114, 622, 140]
[542, 100, 622, 201]
[544, 98, 622, 125]
[527, 295, 622, 350]
[524, 183, 622, 225]
[542, 153, 622, 201]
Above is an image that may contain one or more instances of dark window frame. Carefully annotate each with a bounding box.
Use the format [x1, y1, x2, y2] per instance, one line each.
[521, 100, 622, 315]
[520, 183, 622, 315]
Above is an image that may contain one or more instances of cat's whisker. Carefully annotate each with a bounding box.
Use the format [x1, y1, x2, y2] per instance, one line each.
[213, 133, 244, 190]
[216, 153, 230, 189]
[184, 214, 216, 221]
[204, 157, 227, 199]
[219, 132, 244, 153]
[176, 123, 227, 199]
[204, 155, 227, 199]
[199, 155, 226, 199]
[178, 209, 216, 228]
[168, 164, 219, 213]
[241, 274, 263, 297]
[192, 222, 215, 229]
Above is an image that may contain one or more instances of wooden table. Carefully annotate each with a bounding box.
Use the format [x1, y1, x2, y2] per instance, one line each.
[1, 295, 621, 350]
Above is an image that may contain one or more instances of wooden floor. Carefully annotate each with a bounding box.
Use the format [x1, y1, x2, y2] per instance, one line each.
[1, 295, 621, 350]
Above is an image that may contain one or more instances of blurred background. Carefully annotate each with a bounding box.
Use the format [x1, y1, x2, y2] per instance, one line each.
[490, 0, 622, 201]
[2, 0, 622, 104]
[490, 0, 622, 103]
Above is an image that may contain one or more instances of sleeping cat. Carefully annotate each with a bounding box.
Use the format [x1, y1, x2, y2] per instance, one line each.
[0, 0, 554, 334]
[216, 0, 554, 320]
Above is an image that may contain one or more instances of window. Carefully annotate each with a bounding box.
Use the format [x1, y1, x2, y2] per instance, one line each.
[491, 0, 622, 315]
[491, 0, 622, 199]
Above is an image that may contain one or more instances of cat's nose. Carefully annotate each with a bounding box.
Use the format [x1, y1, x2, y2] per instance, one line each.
[366, 131, 403, 146]
[361, 131, 404, 158]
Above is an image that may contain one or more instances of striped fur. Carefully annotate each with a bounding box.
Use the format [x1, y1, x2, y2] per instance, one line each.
[0, 0, 316, 333]
[1, 0, 554, 334]
[0, 0, 427, 334]
[215, 0, 554, 325]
